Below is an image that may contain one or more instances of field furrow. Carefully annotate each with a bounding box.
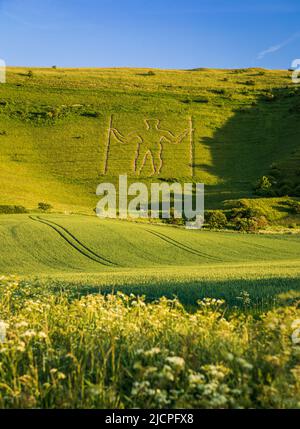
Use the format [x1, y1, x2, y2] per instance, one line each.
[29, 216, 117, 267]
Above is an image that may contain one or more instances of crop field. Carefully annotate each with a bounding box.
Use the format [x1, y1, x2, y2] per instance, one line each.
[1, 214, 300, 274]
[0, 213, 299, 308]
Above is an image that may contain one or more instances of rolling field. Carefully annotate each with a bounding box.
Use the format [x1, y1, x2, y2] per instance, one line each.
[2, 214, 300, 274]
[1, 213, 299, 308]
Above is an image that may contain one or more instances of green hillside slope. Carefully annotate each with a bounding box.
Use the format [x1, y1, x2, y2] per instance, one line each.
[0, 67, 299, 213]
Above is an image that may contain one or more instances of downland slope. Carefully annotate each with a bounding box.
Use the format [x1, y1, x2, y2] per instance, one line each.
[0, 66, 299, 221]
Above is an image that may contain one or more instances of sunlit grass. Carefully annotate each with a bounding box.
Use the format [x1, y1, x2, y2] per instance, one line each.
[0, 276, 300, 408]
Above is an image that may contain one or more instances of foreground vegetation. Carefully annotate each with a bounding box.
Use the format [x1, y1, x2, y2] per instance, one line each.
[0, 276, 300, 409]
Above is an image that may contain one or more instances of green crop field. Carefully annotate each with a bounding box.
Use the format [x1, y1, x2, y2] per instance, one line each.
[1, 67, 300, 409]
[0, 213, 300, 309]
[2, 214, 300, 273]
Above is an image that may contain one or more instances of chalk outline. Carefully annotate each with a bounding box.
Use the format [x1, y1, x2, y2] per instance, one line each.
[103, 116, 194, 177]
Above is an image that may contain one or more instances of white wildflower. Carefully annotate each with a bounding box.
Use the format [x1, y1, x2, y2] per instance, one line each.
[15, 321, 29, 329]
[21, 329, 36, 339]
[0, 321, 9, 343]
[166, 356, 185, 371]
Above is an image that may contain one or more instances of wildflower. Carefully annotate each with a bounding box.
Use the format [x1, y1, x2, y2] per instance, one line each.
[21, 330, 36, 339]
[264, 355, 281, 367]
[16, 341, 26, 352]
[144, 366, 158, 376]
[202, 364, 230, 380]
[142, 347, 161, 357]
[0, 321, 8, 343]
[15, 321, 29, 329]
[188, 372, 205, 386]
[236, 358, 253, 371]
[236, 291, 251, 306]
[38, 332, 47, 340]
[160, 365, 175, 382]
[291, 365, 300, 380]
[166, 356, 185, 371]
[226, 353, 234, 362]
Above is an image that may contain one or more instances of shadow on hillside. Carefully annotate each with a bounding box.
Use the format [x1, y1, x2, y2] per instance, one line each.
[47, 275, 300, 313]
[195, 87, 300, 208]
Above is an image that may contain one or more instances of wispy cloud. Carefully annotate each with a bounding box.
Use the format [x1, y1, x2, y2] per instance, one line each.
[0, 0, 53, 30]
[257, 32, 300, 60]
[3, 10, 35, 27]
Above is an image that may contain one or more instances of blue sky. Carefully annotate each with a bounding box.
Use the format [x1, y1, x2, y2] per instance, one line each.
[0, 0, 300, 69]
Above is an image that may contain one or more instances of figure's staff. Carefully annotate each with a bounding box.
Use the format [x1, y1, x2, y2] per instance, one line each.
[103, 115, 113, 174]
[189, 116, 195, 177]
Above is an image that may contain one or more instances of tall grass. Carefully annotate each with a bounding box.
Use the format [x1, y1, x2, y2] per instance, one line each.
[0, 276, 300, 409]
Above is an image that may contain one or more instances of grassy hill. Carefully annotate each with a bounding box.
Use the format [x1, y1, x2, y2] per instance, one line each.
[0, 66, 300, 215]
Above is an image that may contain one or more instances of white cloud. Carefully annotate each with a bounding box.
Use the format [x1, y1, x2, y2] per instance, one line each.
[257, 32, 300, 60]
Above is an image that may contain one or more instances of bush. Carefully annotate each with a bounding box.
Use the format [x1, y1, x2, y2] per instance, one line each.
[264, 92, 276, 102]
[294, 185, 300, 197]
[206, 210, 228, 229]
[0, 205, 27, 214]
[229, 203, 268, 232]
[286, 200, 300, 214]
[233, 216, 268, 232]
[181, 99, 192, 104]
[27, 70, 34, 78]
[230, 205, 264, 220]
[254, 176, 273, 196]
[288, 223, 297, 229]
[38, 202, 52, 212]
[164, 208, 185, 226]
[211, 88, 226, 95]
[269, 167, 282, 179]
[47, 107, 63, 119]
[192, 96, 209, 103]
[81, 111, 100, 118]
[278, 184, 293, 197]
[147, 71, 156, 76]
